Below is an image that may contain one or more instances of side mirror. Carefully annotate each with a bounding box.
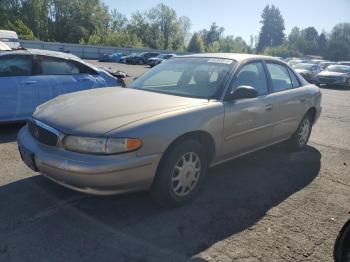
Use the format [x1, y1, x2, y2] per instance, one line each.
[225, 86, 258, 101]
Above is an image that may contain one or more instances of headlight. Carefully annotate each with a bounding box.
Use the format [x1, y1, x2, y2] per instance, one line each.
[63, 136, 142, 154]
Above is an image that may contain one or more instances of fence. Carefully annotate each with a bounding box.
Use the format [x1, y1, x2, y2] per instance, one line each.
[19, 40, 187, 59]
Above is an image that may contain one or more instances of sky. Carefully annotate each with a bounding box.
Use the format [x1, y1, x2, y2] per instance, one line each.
[104, 0, 350, 43]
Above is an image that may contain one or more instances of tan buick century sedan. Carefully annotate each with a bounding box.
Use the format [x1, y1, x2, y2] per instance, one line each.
[18, 53, 322, 207]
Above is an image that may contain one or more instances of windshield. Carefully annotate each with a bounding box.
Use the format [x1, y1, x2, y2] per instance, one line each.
[129, 57, 235, 99]
[325, 65, 350, 73]
[294, 63, 313, 70]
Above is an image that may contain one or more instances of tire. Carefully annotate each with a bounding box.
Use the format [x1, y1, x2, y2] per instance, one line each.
[138, 59, 144, 65]
[334, 220, 350, 262]
[287, 113, 313, 151]
[150, 139, 208, 208]
[344, 79, 350, 89]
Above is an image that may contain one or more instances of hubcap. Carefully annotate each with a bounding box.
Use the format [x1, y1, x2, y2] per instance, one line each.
[171, 152, 201, 197]
[298, 118, 310, 146]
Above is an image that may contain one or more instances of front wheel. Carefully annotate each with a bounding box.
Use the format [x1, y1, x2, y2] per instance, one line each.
[150, 139, 207, 207]
[287, 113, 313, 151]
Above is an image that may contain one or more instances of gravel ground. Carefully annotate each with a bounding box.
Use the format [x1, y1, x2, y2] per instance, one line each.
[0, 61, 349, 262]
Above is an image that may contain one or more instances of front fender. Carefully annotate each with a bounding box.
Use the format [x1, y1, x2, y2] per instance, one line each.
[106, 102, 225, 158]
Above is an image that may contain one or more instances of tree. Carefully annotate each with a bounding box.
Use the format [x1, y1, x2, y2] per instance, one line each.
[257, 5, 285, 52]
[4, 19, 36, 40]
[109, 10, 128, 31]
[128, 4, 191, 50]
[301, 27, 318, 42]
[264, 44, 301, 58]
[325, 23, 350, 61]
[317, 32, 327, 56]
[219, 36, 251, 53]
[47, 0, 110, 43]
[21, 0, 50, 40]
[0, 0, 21, 27]
[288, 27, 301, 44]
[187, 33, 204, 53]
[200, 22, 224, 50]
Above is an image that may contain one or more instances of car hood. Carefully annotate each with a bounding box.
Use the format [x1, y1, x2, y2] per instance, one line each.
[317, 71, 347, 77]
[33, 88, 208, 135]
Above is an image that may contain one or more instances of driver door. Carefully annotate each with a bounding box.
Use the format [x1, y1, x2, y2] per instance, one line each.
[221, 61, 275, 160]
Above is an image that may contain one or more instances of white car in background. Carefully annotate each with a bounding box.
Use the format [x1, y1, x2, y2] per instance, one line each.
[0, 30, 20, 49]
[0, 41, 11, 51]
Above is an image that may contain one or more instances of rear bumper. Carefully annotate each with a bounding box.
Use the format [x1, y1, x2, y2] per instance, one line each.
[17, 126, 162, 195]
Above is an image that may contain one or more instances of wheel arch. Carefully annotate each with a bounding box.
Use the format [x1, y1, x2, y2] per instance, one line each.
[160, 130, 216, 167]
[305, 106, 317, 124]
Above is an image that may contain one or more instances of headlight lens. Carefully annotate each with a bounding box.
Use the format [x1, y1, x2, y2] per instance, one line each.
[63, 136, 142, 154]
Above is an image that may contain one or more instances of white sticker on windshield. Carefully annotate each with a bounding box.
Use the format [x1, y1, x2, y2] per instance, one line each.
[208, 58, 233, 64]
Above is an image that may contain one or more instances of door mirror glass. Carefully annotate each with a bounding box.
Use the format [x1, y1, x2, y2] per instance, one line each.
[226, 85, 258, 101]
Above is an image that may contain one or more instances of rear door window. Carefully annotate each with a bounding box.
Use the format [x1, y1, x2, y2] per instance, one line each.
[266, 63, 293, 92]
[0, 55, 32, 77]
[36, 56, 80, 75]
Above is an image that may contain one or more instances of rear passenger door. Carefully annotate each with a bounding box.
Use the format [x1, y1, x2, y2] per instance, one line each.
[265, 62, 308, 141]
[33, 56, 98, 105]
[0, 54, 38, 121]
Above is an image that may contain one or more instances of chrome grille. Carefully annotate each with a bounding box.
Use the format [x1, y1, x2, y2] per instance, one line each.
[28, 120, 59, 146]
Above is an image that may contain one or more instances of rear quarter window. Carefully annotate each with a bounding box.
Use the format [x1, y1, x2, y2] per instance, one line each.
[288, 68, 301, 88]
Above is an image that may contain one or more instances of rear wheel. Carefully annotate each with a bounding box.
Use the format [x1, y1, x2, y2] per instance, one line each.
[288, 113, 313, 151]
[150, 139, 207, 207]
[334, 220, 350, 262]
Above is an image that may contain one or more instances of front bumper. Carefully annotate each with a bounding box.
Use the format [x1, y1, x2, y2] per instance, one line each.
[315, 77, 347, 86]
[17, 125, 162, 195]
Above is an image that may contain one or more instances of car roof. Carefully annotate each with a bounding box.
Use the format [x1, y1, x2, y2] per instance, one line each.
[0, 30, 18, 38]
[0, 48, 83, 62]
[328, 64, 350, 68]
[296, 63, 315, 66]
[183, 53, 284, 62]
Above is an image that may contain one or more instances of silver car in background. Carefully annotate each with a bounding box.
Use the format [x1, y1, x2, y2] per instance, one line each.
[315, 65, 350, 89]
[294, 63, 322, 83]
[18, 53, 322, 207]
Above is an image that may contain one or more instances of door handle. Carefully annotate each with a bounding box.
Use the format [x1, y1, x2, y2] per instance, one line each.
[21, 80, 37, 85]
[265, 104, 273, 112]
[299, 98, 306, 102]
